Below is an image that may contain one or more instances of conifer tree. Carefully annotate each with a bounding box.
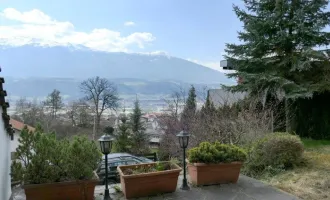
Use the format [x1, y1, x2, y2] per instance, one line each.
[103, 126, 114, 136]
[113, 114, 132, 153]
[225, 0, 330, 100]
[201, 90, 216, 114]
[130, 98, 150, 154]
[181, 85, 197, 130]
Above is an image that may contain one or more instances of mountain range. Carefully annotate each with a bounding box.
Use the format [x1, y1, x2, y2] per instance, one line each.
[0, 45, 230, 84]
[0, 45, 233, 101]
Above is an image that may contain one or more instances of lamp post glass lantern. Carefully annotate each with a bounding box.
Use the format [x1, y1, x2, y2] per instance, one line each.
[98, 134, 114, 200]
[176, 130, 190, 190]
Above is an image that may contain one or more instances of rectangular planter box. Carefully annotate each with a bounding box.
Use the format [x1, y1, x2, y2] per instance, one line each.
[23, 180, 98, 200]
[188, 162, 242, 186]
[118, 162, 182, 199]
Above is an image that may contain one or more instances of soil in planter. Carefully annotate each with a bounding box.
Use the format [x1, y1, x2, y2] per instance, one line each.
[123, 162, 173, 175]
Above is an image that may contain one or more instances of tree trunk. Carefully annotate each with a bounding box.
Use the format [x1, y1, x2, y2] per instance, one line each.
[285, 98, 291, 132]
[92, 115, 96, 140]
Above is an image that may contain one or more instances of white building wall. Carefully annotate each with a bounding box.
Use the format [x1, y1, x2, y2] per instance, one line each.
[0, 108, 12, 200]
[10, 130, 20, 154]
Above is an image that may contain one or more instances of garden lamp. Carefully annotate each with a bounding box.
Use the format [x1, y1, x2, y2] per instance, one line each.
[98, 134, 115, 200]
[176, 130, 190, 190]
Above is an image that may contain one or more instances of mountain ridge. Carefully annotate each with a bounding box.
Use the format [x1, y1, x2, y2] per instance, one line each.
[0, 44, 229, 84]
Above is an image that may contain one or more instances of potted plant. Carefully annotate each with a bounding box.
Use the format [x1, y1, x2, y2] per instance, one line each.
[187, 141, 247, 186]
[11, 126, 102, 200]
[117, 161, 181, 199]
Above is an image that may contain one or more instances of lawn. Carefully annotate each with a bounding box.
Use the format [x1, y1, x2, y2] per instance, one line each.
[262, 138, 330, 200]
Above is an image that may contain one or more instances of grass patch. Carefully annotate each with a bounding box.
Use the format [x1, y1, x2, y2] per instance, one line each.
[112, 185, 122, 193]
[150, 148, 159, 153]
[302, 138, 330, 148]
[261, 139, 330, 200]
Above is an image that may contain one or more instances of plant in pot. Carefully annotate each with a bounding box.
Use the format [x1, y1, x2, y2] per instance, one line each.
[117, 159, 182, 199]
[11, 126, 102, 200]
[187, 141, 247, 186]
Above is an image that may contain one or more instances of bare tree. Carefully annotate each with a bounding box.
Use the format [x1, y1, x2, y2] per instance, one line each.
[44, 89, 64, 119]
[15, 97, 32, 115]
[163, 92, 183, 119]
[80, 76, 119, 138]
[158, 89, 287, 160]
[66, 99, 93, 127]
[67, 101, 79, 127]
[158, 89, 186, 160]
[14, 98, 53, 129]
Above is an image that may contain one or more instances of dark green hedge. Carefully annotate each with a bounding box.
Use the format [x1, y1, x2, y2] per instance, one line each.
[293, 92, 330, 140]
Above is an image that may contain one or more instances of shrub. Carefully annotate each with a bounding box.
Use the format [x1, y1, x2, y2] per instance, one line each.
[64, 136, 102, 180]
[11, 126, 102, 184]
[244, 132, 304, 177]
[188, 142, 247, 164]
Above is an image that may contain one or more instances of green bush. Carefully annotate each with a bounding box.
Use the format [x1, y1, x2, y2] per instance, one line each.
[11, 126, 102, 184]
[188, 142, 247, 164]
[243, 132, 304, 177]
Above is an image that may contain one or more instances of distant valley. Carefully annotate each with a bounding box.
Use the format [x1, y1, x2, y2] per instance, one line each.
[4, 77, 222, 100]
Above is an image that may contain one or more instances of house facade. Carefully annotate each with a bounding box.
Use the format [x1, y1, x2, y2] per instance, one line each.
[0, 108, 11, 200]
[0, 73, 14, 200]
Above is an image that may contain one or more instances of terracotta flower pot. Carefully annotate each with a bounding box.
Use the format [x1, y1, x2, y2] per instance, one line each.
[23, 180, 98, 200]
[188, 162, 243, 186]
[117, 162, 182, 199]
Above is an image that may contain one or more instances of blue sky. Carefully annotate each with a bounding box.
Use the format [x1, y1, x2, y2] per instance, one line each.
[0, 0, 244, 71]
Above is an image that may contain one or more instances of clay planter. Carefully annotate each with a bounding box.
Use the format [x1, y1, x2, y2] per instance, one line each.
[23, 180, 98, 200]
[188, 162, 243, 186]
[117, 162, 182, 199]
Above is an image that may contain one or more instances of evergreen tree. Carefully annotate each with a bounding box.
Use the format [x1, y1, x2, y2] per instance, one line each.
[225, 0, 330, 100]
[103, 126, 114, 136]
[181, 85, 197, 130]
[201, 90, 216, 114]
[130, 98, 145, 133]
[113, 115, 132, 153]
[130, 98, 150, 154]
[198, 91, 218, 138]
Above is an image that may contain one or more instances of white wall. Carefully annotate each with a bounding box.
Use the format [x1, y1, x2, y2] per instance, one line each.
[10, 130, 20, 154]
[0, 108, 12, 200]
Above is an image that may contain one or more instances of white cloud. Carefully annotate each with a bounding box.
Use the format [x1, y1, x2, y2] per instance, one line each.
[0, 8, 155, 52]
[124, 21, 135, 26]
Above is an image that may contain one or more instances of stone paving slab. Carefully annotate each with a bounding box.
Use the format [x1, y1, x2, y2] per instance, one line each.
[12, 175, 299, 200]
[94, 175, 300, 200]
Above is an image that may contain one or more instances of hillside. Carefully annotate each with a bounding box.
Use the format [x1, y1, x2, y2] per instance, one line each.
[0, 45, 230, 84]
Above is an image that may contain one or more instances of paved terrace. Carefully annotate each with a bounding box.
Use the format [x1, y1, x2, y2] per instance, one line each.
[12, 175, 299, 200]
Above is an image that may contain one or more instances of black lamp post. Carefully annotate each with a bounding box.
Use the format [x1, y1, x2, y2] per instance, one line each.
[176, 130, 190, 190]
[98, 134, 114, 200]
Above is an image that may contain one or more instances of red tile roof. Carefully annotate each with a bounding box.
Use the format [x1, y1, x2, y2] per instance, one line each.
[9, 118, 35, 132]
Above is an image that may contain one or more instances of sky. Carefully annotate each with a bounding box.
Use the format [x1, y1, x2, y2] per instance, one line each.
[0, 0, 244, 71]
